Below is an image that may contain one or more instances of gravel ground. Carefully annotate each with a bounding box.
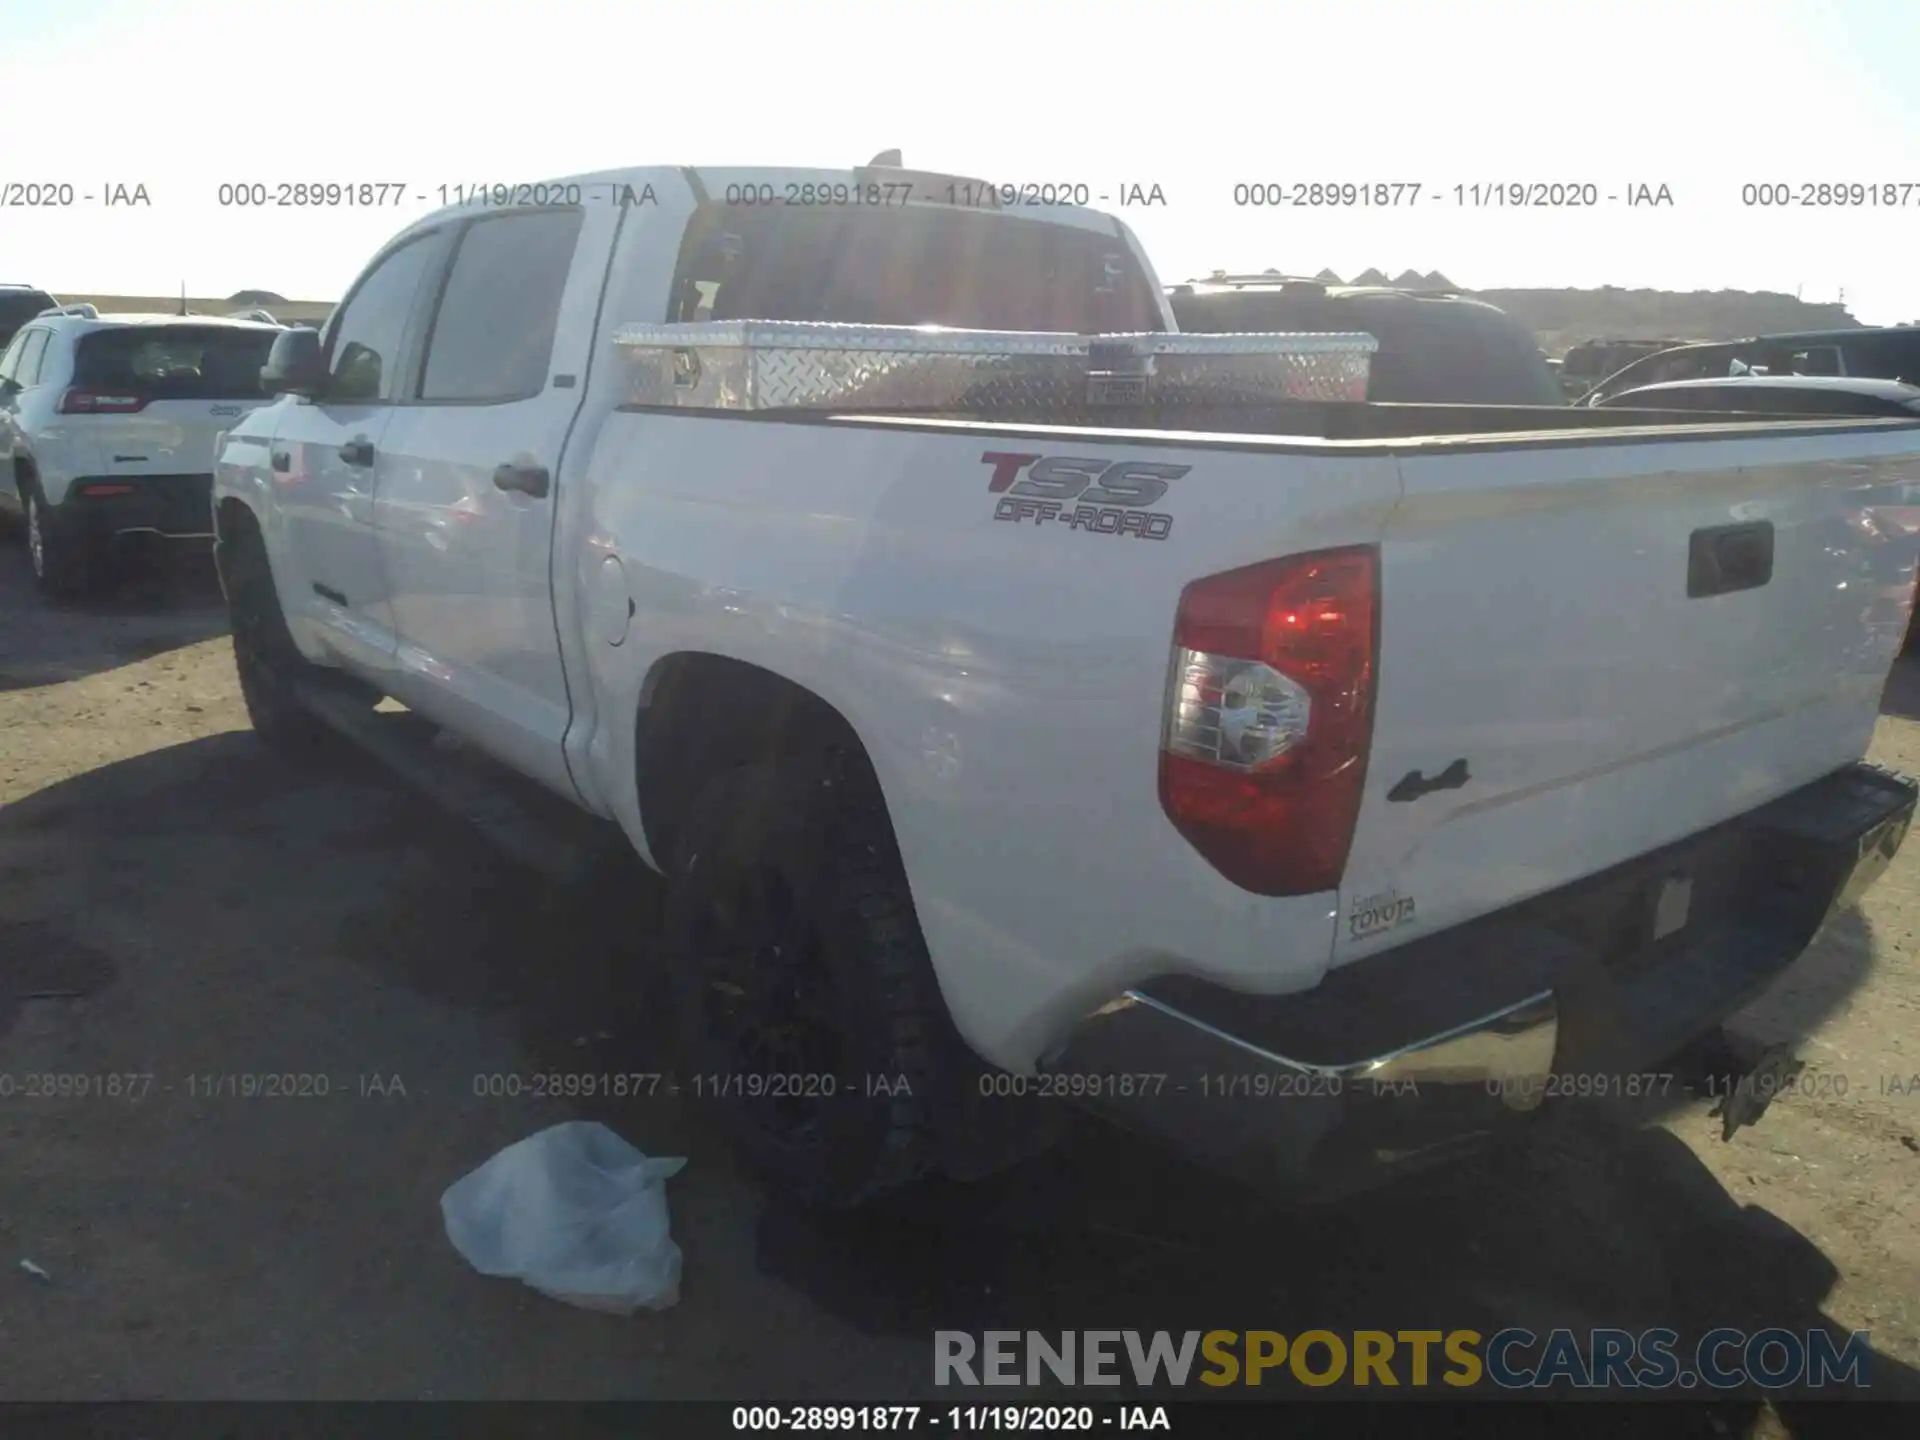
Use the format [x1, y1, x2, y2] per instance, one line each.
[1, 537, 1917, 1430]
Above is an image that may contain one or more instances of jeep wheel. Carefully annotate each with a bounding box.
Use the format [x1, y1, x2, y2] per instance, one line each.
[223, 522, 354, 762]
[664, 759, 939, 1210]
[25, 485, 95, 600]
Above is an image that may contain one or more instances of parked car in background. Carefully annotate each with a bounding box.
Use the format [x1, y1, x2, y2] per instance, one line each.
[0, 310, 285, 596]
[1581, 327, 1920, 406]
[0, 284, 60, 351]
[1167, 275, 1565, 406]
[1557, 337, 1698, 400]
[1595, 375, 1920, 418]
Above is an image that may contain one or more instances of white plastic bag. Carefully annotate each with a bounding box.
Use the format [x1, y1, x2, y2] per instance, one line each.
[440, 1120, 687, 1314]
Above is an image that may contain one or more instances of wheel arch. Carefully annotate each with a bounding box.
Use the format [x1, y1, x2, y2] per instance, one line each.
[631, 650, 902, 871]
[213, 495, 265, 593]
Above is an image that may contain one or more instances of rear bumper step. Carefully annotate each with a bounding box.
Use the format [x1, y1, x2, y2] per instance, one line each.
[1045, 761, 1916, 1200]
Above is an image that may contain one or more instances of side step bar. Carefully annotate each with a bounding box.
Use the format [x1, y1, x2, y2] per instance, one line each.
[293, 681, 621, 886]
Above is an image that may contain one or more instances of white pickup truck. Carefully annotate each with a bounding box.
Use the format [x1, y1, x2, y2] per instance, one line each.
[212, 160, 1920, 1210]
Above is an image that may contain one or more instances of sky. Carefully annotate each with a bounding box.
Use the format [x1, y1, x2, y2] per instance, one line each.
[2, 0, 1917, 321]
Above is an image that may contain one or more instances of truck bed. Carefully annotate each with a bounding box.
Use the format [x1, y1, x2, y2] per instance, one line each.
[580, 398, 1920, 1069]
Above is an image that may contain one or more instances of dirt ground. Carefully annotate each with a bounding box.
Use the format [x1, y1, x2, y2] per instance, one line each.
[2, 539, 1918, 1426]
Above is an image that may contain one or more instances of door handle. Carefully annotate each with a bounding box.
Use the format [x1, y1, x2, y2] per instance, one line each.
[270, 450, 291, 473]
[339, 437, 375, 467]
[492, 462, 551, 499]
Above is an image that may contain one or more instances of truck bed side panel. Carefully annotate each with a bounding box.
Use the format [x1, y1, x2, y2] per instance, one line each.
[575, 412, 1402, 1069]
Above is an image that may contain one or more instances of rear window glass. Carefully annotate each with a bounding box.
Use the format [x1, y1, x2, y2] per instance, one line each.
[74, 325, 278, 399]
[669, 204, 1165, 334]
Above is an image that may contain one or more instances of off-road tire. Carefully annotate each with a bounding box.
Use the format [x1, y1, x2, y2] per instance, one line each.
[24, 481, 95, 600]
[222, 521, 355, 763]
[664, 759, 940, 1210]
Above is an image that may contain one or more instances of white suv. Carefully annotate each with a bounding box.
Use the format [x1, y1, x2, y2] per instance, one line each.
[0, 308, 284, 597]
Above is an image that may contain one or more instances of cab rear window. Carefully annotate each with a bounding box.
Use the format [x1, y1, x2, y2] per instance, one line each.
[667, 203, 1165, 334]
[73, 326, 279, 399]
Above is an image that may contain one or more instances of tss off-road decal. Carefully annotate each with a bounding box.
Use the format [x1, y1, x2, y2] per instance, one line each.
[981, 452, 1186, 540]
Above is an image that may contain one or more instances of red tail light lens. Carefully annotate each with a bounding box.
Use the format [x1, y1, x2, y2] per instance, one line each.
[1158, 545, 1379, 896]
[60, 389, 149, 415]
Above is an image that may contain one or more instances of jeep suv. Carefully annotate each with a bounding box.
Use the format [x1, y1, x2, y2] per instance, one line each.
[1579, 327, 1920, 406]
[0, 311, 284, 597]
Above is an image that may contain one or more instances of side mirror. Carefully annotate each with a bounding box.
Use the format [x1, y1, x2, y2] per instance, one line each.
[262, 326, 326, 398]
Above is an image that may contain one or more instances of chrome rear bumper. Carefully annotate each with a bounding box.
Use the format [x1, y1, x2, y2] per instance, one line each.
[1044, 761, 1916, 1201]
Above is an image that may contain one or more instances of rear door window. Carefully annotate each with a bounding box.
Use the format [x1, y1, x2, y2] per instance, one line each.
[417, 208, 584, 402]
[73, 326, 278, 400]
[14, 330, 50, 387]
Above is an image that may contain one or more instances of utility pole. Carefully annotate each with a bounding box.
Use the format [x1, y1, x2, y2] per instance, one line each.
[179, 280, 188, 316]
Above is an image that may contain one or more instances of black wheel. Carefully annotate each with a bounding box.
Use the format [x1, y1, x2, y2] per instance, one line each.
[222, 520, 355, 762]
[664, 759, 940, 1210]
[24, 482, 95, 600]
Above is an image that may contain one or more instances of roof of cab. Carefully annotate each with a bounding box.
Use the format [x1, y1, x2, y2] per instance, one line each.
[395, 163, 1128, 244]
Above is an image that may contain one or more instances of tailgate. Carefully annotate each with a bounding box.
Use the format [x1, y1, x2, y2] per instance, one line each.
[94, 398, 266, 477]
[69, 323, 276, 478]
[1335, 426, 1920, 962]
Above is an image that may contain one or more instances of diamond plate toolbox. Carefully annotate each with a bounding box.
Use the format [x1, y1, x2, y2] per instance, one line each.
[613, 321, 1377, 410]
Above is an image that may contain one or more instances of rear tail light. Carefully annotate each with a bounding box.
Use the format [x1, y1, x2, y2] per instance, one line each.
[60, 389, 149, 415]
[1158, 545, 1379, 896]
